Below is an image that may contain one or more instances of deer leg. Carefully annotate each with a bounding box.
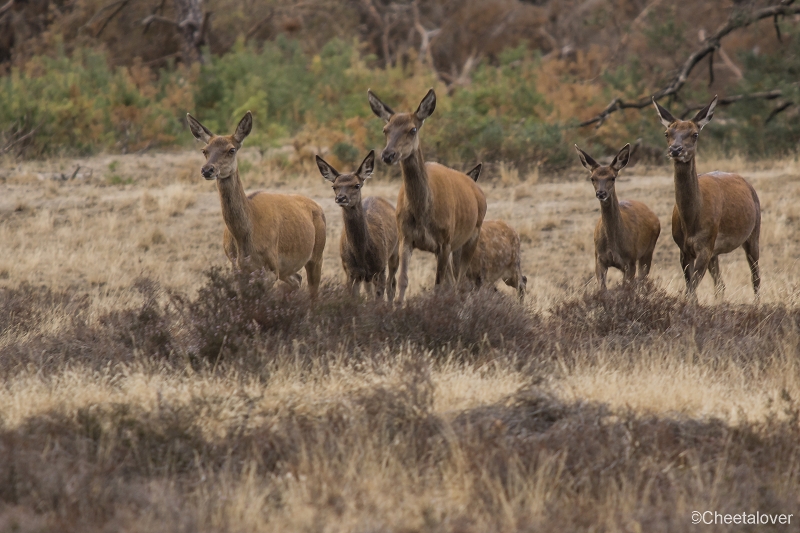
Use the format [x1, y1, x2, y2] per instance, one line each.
[623, 261, 637, 283]
[374, 271, 387, 300]
[595, 258, 608, 291]
[348, 278, 360, 298]
[397, 240, 413, 304]
[707, 256, 725, 299]
[435, 243, 453, 288]
[690, 249, 712, 296]
[743, 232, 761, 298]
[638, 251, 654, 279]
[455, 232, 481, 288]
[280, 272, 302, 291]
[387, 249, 399, 303]
[679, 250, 693, 295]
[304, 258, 323, 299]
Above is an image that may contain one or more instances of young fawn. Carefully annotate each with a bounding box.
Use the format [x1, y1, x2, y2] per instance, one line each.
[653, 95, 761, 299]
[463, 164, 526, 300]
[187, 111, 326, 296]
[316, 150, 399, 301]
[575, 144, 661, 290]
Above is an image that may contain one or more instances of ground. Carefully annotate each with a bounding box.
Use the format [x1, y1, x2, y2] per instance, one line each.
[0, 149, 799, 531]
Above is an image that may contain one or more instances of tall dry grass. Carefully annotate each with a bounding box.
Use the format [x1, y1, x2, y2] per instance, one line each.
[1, 151, 800, 531]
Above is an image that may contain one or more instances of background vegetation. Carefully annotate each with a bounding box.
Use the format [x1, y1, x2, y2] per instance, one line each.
[1, 0, 799, 170]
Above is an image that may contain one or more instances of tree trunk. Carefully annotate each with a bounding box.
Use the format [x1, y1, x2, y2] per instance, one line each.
[173, 0, 205, 65]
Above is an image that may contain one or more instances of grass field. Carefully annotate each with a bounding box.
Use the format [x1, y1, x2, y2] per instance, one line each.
[1, 149, 799, 531]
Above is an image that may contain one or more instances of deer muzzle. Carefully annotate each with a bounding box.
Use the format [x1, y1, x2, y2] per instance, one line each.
[596, 190, 609, 202]
[381, 150, 397, 165]
[201, 164, 217, 180]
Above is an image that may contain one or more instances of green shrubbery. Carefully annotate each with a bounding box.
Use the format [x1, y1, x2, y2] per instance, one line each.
[2, 32, 799, 167]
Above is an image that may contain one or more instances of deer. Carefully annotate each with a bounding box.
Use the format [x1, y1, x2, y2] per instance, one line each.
[575, 143, 661, 291]
[653, 95, 761, 299]
[315, 150, 399, 301]
[186, 111, 327, 297]
[461, 164, 527, 300]
[368, 88, 487, 304]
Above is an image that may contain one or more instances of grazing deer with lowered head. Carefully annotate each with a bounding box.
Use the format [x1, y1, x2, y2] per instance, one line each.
[187, 111, 327, 297]
[462, 164, 527, 300]
[653, 95, 761, 298]
[316, 150, 399, 301]
[575, 144, 661, 290]
[368, 89, 487, 303]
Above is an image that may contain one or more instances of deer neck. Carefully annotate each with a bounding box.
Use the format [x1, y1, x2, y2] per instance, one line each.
[216, 170, 254, 252]
[399, 147, 433, 217]
[673, 158, 702, 231]
[599, 193, 624, 241]
[341, 202, 370, 261]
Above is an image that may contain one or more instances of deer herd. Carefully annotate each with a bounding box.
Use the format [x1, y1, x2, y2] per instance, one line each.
[187, 91, 761, 304]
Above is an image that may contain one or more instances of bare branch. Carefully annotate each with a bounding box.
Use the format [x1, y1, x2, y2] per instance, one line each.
[0, 123, 41, 156]
[94, 0, 131, 37]
[141, 14, 179, 27]
[766, 101, 793, 123]
[580, 1, 800, 128]
[0, 0, 14, 18]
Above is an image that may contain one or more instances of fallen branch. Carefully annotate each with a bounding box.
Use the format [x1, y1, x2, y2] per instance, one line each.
[0, 123, 40, 156]
[0, 0, 13, 18]
[580, 1, 800, 128]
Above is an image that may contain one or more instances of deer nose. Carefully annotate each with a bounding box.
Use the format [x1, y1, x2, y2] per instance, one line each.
[669, 145, 683, 157]
[381, 150, 396, 164]
[596, 190, 608, 201]
[335, 195, 348, 204]
[201, 165, 216, 179]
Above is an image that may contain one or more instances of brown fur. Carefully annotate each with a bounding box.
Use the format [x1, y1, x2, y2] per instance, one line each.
[466, 220, 527, 300]
[653, 96, 761, 298]
[187, 111, 326, 297]
[316, 151, 399, 301]
[368, 89, 487, 304]
[576, 144, 661, 290]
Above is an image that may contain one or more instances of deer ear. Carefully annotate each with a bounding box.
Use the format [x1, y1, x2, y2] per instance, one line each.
[233, 111, 253, 144]
[466, 163, 482, 182]
[368, 89, 394, 123]
[610, 144, 631, 172]
[315, 155, 339, 183]
[574, 145, 599, 171]
[652, 98, 676, 128]
[356, 150, 375, 180]
[693, 95, 717, 130]
[415, 88, 436, 122]
[187, 113, 214, 143]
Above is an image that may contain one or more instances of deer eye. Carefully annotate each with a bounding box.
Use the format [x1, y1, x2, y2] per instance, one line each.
[692, 133, 699, 139]
[229, 148, 236, 155]
[355, 184, 361, 190]
[409, 127, 417, 135]
[664, 131, 668, 137]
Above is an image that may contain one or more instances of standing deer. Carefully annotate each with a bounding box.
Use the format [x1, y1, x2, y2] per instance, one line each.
[575, 144, 661, 290]
[368, 88, 487, 303]
[316, 150, 399, 301]
[187, 111, 326, 296]
[653, 95, 761, 298]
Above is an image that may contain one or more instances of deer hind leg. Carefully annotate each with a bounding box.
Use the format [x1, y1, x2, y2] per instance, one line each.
[387, 248, 399, 303]
[707, 255, 725, 299]
[454, 232, 481, 289]
[374, 270, 387, 300]
[397, 240, 413, 304]
[304, 259, 323, 299]
[435, 243, 453, 288]
[638, 250, 654, 279]
[623, 261, 637, 283]
[743, 229, 761, 298]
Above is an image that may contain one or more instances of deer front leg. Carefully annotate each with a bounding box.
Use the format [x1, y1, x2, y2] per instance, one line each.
[623, 261, 637, 283]
[679, 250, 693, 295]
[396, 239, 413, 304]
[689, 248, 713, 297]
[595, 257, 608, 291]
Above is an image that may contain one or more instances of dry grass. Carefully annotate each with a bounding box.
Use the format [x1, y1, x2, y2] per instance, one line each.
[1, 150, 800, 531]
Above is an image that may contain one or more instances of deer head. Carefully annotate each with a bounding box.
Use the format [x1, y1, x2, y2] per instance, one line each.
[316, 151, 375, 208]
[187, 111, 252, 180]
[652, 95, 717, 163]
[575, 144, 631, 203]
[368, 88, 436, 165]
